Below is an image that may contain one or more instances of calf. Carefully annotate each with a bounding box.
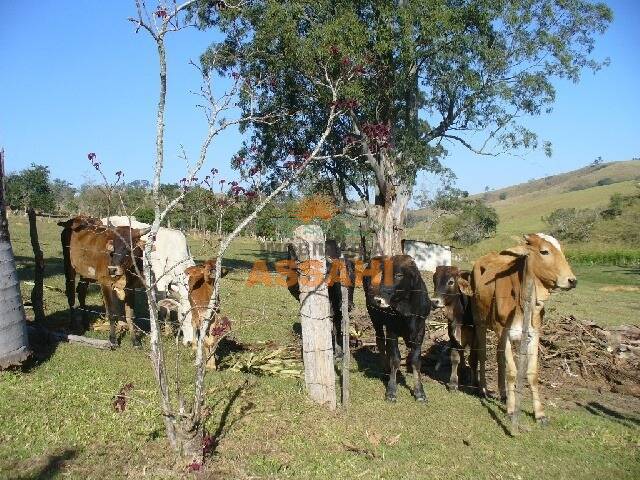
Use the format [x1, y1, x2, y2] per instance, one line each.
[363, 255, 430, 402]
[464, 233, 577, 423]
[59, 216, 148, 346]
[102, 216, 196, 345]
[286, 240, 355, 357]
[184, 259, 230, 368]
[431, 266, 475, 391]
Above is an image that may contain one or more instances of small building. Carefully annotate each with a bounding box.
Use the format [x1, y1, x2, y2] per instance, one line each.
[401, 239, 452, 272]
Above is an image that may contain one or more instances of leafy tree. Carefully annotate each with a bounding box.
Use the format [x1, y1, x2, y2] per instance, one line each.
[199, 0, 611, 254]
[544, 207, 598, 242]
[50, 179, 77, 214]
[441, 199, 498, 245]
[5, 164, 56, 212]
[499, 192, 507, 200]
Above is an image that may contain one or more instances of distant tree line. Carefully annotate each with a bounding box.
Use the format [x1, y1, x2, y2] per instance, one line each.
[4, 163, 350, 241]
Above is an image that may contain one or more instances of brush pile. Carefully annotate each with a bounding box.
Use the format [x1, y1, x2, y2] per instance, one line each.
[227, 345, 303, 379]
[540, 315, 640, 397]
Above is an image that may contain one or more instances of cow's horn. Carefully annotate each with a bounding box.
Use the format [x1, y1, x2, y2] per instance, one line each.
[139, 226, 152, 235]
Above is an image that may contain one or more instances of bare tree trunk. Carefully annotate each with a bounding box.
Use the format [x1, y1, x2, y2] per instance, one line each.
[292, 225, 336, 410]
[371, 186, 410, 256]
[28, 208, 45, 323]
[0, 149, 30, 369]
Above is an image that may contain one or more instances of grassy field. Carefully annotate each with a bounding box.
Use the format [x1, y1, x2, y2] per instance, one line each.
[1, 216, 639, 479]
[407, 160, 640, 261]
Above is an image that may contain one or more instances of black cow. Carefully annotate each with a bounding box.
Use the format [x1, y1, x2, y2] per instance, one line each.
[363, 255, 431, 402]
[431, 265, 476, 391]
[286, 240, 355, 357]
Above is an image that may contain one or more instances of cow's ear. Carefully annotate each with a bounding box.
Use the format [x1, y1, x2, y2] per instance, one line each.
[457, 276, 473, 297]
[501, 245, 528, 257]
[203, 263, 216, 284]
[106, 239, 114, 252]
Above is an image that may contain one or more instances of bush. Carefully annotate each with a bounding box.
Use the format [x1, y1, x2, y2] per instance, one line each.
[596, 177, 615, 187]
[442, 200, 498, 246]
[498, 192, 507, 200]
[543, 208, 598, 242]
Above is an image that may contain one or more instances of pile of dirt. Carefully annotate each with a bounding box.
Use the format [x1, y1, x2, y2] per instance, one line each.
[540, 316, 640, 397]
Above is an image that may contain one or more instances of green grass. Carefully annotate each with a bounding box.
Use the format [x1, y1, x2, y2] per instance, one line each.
[407, 160, 640, 263]
[1, 216, 639, 479]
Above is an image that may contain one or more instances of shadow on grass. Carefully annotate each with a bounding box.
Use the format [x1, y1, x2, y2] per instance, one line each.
[479, 398, 512, 437]
[7, 448, 77, 480]
[14, 255, 66, 282]
[222, 246, 288, 273]
[580, 401, 640, 428]
[352, 345, 413, 397]
[205, 380, 256, 457]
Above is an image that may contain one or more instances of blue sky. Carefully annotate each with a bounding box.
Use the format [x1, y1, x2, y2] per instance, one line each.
[1, 1, 639, 195]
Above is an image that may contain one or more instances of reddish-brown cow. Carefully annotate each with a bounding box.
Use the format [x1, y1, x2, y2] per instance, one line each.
[59, 216, 148, 346]
[432, 266, 475, 391]
[184, 259, 230, 368]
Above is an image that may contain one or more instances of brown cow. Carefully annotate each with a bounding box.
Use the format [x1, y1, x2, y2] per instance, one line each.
[184, 259, 230, 367]
[432, 266, 475, 392]
[59, 216, 148, 347]
[459, 233, 576, 424]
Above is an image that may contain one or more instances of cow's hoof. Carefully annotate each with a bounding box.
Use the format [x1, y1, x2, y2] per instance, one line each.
[475, 387, 488, 399]
[132, 339, 142, 349]
[414, 392, 427, 403]
[446, 383, 459, 392]
[536, 416, 549, 426]
[385, 393, 397, 403]
[109, 342, 118, 350]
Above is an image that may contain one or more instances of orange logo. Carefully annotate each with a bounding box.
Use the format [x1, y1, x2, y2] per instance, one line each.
[294, 194, 337, 222]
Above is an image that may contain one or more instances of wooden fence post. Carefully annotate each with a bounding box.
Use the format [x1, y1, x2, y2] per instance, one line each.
[293, 225, 336, 410]
[0, 149, 30, 369]
[27, 208, 45, 323]
[511, 268, 535, 434]
[340, 253, 350, 409]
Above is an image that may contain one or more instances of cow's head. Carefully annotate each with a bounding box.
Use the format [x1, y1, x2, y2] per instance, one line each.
[503, 233, 577, 291]
[369, 255, 430, 318]
[431, 265, 471, 309]
[185, 259, 230, 293]
[106, 226, 149, 296]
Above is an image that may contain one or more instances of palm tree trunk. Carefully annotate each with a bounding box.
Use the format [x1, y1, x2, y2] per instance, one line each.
[0, 149, 30, 369]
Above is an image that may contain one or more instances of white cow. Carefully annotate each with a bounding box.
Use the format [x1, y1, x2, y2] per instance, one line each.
[102, 216, 196, 344]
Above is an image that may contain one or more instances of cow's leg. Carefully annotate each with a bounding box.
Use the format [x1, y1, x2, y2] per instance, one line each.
[385, 333, 401, 402]
[372, 320, 388, 373]
[64, 267, 80, 333]
[407, 325, 426, 402]
[504, 332, 517, 417]
[102, 285, 118, 347]
[466, 325, 479, 395]
[448, 323, 462, 391]
[76, 278, 89, 332]
[497, 328, 508, 403]
[527, 330, 547, 424]
[125, 288, 141, 347]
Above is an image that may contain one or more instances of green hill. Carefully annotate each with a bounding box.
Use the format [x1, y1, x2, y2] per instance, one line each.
[407, 160, 640, 261]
